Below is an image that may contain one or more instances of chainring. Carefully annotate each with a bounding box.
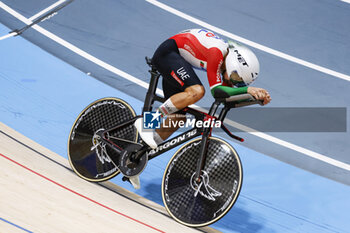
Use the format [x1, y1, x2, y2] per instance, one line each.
[118, 144, 147, 177]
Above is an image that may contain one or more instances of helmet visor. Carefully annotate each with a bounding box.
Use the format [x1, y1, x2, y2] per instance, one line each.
[229, 71, 246, 87]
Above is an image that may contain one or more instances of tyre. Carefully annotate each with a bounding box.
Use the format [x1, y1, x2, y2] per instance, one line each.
[162, 137, 242, 227]
[68, 97, 137, 182]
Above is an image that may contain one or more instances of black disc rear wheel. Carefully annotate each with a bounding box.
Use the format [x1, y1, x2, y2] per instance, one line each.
[68, 97, 137, 182]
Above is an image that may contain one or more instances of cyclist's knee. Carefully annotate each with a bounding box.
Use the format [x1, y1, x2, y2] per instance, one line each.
[185, 85, 205, 103]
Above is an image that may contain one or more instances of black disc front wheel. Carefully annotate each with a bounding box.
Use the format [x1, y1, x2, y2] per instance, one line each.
[68, 97, 138, 182]
[162, 137, 243, 227]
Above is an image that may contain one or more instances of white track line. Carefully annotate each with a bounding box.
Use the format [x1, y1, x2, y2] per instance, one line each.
[29, 0, 66, 21]
[146, 0, 350, 82]
[0, 2, 151, 90]
[0, 31, 17, 40]
[0, 1, 349, 171]
[341, 0, 350, 4]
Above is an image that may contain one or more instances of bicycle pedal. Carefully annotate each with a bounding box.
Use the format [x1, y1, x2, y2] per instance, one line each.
[122, 176, 130, 182]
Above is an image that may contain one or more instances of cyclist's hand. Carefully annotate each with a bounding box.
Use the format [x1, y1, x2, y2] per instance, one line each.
[247, 87, 271, 105]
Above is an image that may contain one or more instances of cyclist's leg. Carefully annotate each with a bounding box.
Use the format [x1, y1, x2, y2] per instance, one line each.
[152, 40, 205, 141]
[152, 40, 204, 117]
[163, 84, 205, 112]
[136, 39, 204, 147]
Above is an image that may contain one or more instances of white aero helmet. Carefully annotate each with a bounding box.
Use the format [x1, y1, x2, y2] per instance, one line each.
[225, 40, 259, 87]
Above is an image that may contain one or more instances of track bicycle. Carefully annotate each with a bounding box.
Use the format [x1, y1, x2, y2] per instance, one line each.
[67, 57, 262, 227]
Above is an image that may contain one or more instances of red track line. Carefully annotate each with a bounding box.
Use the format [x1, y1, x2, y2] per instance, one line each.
[0, 153, 165, 233]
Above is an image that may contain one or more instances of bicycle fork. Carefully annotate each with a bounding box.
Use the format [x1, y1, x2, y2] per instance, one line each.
[193, 101, 220, 182]
[194, 130, 210, 183]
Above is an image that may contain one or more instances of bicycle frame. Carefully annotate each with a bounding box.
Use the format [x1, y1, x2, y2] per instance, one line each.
[98, 57, 261, 179]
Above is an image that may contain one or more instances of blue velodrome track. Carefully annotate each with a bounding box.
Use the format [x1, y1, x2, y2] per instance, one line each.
[1, 0, 350, 232]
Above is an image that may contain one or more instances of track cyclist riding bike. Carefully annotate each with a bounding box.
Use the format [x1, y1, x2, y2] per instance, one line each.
[132, 28, 271, 189]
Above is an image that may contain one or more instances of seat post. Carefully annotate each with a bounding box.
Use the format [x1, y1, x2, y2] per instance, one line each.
[142, 69, 161, 113]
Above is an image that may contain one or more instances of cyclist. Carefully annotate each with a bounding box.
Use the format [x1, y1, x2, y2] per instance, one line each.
[131, 28, 271, 189]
